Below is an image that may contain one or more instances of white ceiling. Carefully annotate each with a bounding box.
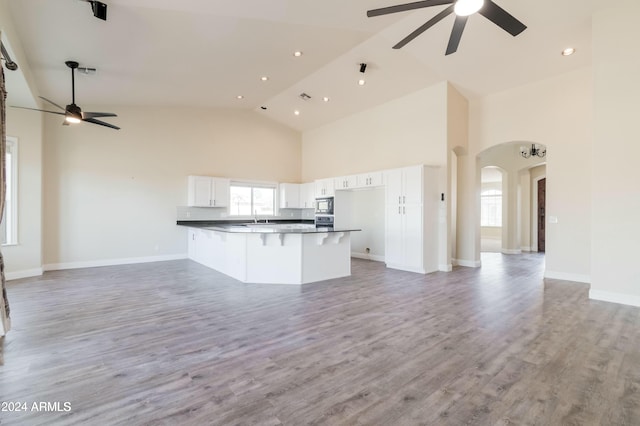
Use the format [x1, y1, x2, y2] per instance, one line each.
[4, 0, 601, 132]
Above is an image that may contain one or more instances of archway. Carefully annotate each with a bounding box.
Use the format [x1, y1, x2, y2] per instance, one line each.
[477, 142, 547, 256]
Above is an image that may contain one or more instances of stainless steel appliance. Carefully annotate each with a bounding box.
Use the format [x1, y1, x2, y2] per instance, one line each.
[315, 197, 334, 215]
[315, 215, 334, 228]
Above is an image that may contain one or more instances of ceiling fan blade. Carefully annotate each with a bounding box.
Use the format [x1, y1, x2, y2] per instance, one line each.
[11, 106, 66, 116]
[445, 15, 468, 55]
[393, 5, 454, 49]
[39, 96, 66, 111]
[83, 117, 120, 130]
[368, 0, 453, 17]
[82, 111, 118, 119]
[478, 0, 526, 36]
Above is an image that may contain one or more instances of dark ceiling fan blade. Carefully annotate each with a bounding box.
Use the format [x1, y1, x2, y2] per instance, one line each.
[83, 117, 120, 130]
[393, 5, 454, 49]
[11, 106, 66, 116]
[445, 15, 468, 55]
[82, 111, 118, 119]
[479, 0, 526, 36]
[39, 96, 66, 111]
[367, 0, 453, 17]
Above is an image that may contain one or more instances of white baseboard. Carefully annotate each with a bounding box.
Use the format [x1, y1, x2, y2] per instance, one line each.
[453, 259, 481, 268]
[589, 289, 640, 308]
[351, 252, 385, 262]
[544, 270, 591, 284]
[520, 246, 532, 252]
[5, 267, 44, 281]
[43, 253, 188, 272]
[439, 264, 453, 272]
[501, 248, 522, 255]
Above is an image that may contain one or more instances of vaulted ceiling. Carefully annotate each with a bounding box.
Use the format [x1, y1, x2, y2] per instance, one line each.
[3, 0, 601, 131]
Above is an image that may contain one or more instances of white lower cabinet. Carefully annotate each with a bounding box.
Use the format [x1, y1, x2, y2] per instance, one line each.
[384, 165, 439, 274]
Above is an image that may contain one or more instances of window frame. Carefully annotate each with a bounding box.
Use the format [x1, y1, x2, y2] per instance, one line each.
[480, 188, 502, 227]
[228, 180, 277, 218]
[2, 136, 18, 246]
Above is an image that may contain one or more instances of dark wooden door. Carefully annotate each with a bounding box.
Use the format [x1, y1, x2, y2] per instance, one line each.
[538, 178, 546, 252]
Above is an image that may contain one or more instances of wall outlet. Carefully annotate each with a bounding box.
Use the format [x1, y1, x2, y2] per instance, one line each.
[365, 247, 370, 254]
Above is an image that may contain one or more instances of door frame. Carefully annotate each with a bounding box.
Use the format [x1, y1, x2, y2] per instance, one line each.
[532, 174, 546, 252]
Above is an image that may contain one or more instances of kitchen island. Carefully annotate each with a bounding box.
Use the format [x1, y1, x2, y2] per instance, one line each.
[179, 222, 360, 284]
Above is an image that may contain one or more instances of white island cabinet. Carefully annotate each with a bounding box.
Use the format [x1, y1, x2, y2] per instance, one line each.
[186, 224, 359, 285]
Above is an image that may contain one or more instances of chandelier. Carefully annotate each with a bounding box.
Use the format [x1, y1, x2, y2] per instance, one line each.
[520, 143, 546, 159]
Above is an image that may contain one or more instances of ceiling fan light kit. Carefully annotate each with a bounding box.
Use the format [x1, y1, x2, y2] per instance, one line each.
[367, 0, 526, 55]
[11, 60, 120, 130]
[454, 0, 484, 16]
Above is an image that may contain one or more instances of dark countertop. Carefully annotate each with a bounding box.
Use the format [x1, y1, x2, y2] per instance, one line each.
[177, 220, 360, 234]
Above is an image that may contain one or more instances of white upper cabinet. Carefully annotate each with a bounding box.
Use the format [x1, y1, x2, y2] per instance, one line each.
[334, 175, 358, 191]
[356, 171, 383, 188]
[299, 182, 316, 209]
[187, 176, 230, 207]
[315, 178, 335, 198]
[384, 166, 423, 205]
[280, 183, 301, 209]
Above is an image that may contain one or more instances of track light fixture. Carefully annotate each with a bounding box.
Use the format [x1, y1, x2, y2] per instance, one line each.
[520, 143, 546, 159]
[82, 0, 107, 21]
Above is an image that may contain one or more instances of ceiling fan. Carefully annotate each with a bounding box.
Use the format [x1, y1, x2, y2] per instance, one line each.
[13, 60, 120, 130]
[367, 0, 526, 55]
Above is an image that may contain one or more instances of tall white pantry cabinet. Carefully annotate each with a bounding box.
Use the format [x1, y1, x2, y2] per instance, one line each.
[384, 165, 439, 274]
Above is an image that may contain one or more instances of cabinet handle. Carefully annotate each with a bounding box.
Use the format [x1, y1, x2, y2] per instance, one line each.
[403, 196, 406, 204]
[398, 206, 401, 214]
[398, 196, 401, 204]
[403, 206, 406, 214]
[213, 199, 216, 206]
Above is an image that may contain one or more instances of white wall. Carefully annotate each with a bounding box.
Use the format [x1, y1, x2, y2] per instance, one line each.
[335, 188, 385, 261]
[591, 1, 640, 306]
[42, 107, 301, 268]
[4, 105, 43, 279]
[302, 82, 448, 180]
[461, 68, 592, 281]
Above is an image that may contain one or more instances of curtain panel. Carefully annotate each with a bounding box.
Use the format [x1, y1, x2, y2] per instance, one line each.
[0, 59, 11, 335]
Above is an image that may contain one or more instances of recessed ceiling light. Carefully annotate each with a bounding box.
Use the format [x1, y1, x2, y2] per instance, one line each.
[358, 79, 366, 86]
[236, 95, 244, 100]
[323, 97, 330, 102]
[261, 76, 269, 81]
[293, 51, 303, 57]
[561, 47, 576, 56]
[294, 110, 300, 116]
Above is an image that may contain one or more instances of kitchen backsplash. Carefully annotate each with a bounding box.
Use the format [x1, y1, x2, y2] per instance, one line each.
[176, 206, 315, 221]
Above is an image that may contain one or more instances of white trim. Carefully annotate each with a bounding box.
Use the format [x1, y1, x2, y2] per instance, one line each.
[5, 267, 43, 281]
[453, 258, 481, 268]
[501, 248, 522, 255]
[351, 252, 385, 262]
[589, 290, 640, 308]
[520, 246, 532, 252]
[43, 253, 188, 272]
[544, 270, 591, 284]
[439, 264, 453, 272]
[385, 263, 427, 274]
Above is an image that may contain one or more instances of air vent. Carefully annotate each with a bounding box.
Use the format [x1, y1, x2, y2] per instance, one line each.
[299, 93, 311, 101]
[78, 67, 97, 75]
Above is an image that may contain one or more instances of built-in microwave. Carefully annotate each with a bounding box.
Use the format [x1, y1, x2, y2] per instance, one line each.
[315, 197, 334, 215]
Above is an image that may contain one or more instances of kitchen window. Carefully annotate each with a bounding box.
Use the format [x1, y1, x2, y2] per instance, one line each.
[1, 137, 18, 245]
[481, 189, 502, 227]
[229, 182, 276, 217]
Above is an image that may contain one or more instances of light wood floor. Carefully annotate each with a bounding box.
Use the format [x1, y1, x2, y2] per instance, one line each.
[1, 254, 639, 425]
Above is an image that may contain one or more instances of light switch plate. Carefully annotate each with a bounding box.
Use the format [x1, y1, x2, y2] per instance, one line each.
[549, 216, 558, 224]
